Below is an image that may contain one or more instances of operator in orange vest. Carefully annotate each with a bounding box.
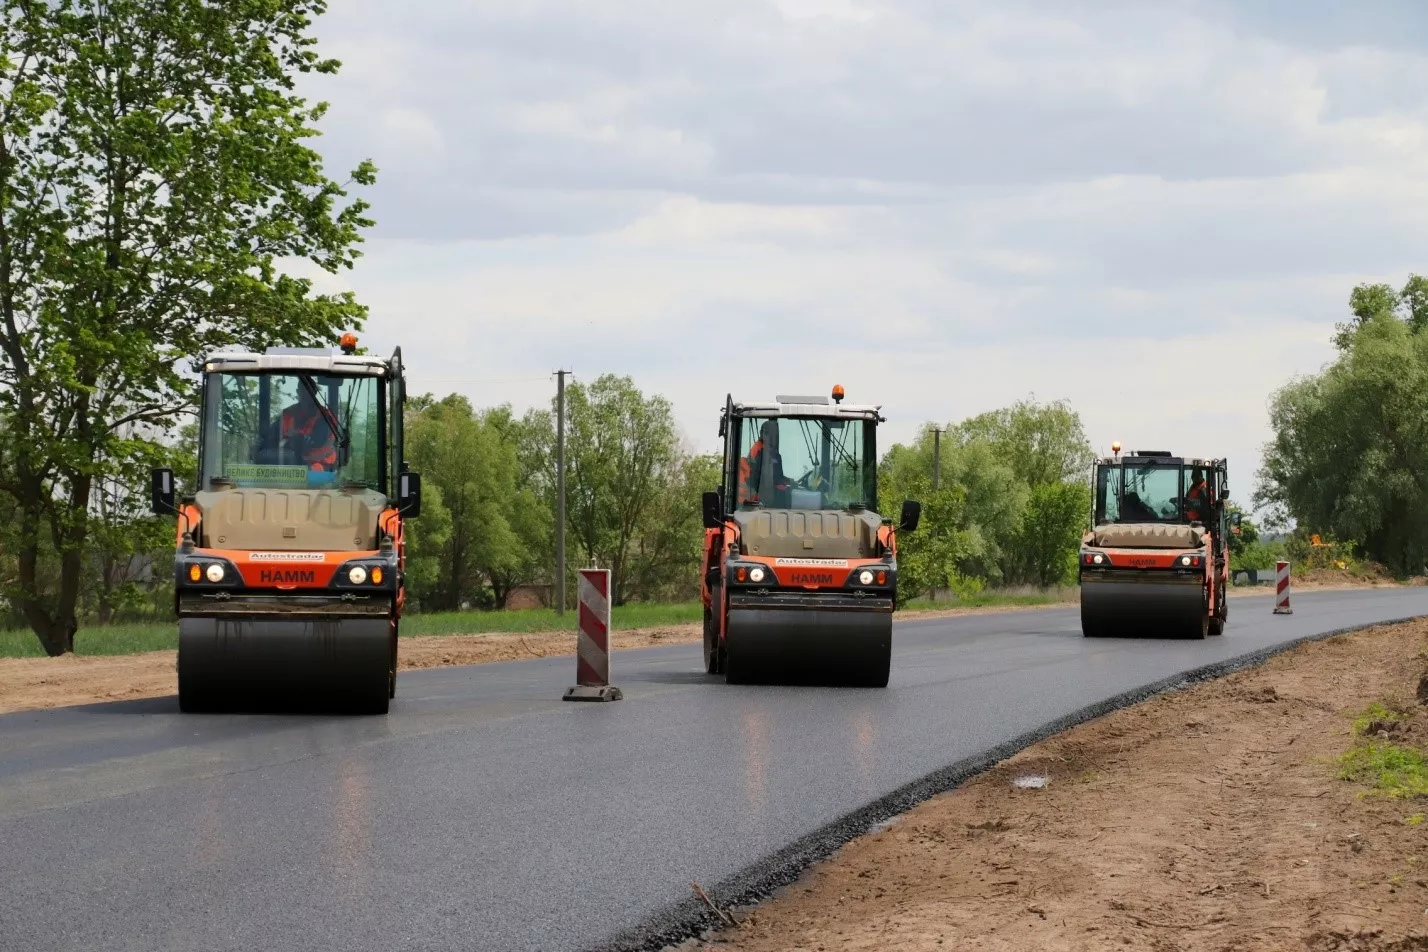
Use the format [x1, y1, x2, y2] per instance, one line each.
[737, 420, 788, 506]
[268, 385, 339, 472]
[1185, 468, 1208, 522]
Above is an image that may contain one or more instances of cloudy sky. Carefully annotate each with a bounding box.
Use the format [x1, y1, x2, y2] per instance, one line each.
[295, 0, 1428, 504]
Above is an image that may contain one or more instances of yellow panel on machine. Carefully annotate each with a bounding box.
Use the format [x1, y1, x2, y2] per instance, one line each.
[150, 334, 424, 714]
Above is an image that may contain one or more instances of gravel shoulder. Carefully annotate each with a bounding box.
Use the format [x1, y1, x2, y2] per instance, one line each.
[691, 618, 1428, 952]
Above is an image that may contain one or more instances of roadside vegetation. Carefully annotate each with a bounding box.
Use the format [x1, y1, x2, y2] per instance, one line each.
[1340, 698, 1428, 800]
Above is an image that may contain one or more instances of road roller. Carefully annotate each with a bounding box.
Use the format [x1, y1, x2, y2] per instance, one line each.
[149, 334, 421, 713]
[698, 387, 921, 687]
[1079, 445, 1235, 639]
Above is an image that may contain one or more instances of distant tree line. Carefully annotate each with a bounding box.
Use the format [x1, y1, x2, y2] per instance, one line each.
[1259, 274, 1428, 577]
[399, 374, 717, 611]
[879, 400, 1094, 603]
[407, 388, 1101, 612]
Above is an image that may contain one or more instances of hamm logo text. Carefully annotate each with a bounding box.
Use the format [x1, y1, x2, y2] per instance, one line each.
[259, 568, 316, 585]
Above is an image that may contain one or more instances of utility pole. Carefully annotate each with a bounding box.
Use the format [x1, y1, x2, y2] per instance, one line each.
[555, 370, 569, 615]
[932, 427, 943, 491]
[931, 426, 944, 603]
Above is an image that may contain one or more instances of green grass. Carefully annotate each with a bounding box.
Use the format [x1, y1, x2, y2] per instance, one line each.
[0, 622, 178, 658]
[1352, 701, 1412, 736]
[1339, 742, 1428, 799]
[0, 602, 706, 658]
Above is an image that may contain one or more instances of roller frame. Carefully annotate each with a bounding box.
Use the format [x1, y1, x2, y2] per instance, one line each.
[178, 614, 394, 714]
[724, 593, 892, 687]
[1080, 572, 1208, 639]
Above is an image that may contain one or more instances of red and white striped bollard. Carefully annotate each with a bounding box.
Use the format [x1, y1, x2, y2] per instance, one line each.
[1273, 560, 1293, 615]
[563, 568, 623, 702]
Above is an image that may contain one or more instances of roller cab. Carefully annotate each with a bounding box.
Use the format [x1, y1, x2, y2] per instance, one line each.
[151, 336, 421, 713]
[1079, 449, 1231, 639]
[700, 388, 921, 687]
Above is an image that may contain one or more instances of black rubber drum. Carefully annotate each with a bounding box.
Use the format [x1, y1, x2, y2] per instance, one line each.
[724, 605, 892, 687]
[178, 616, 392, 713]
[1081, 576, 1207, 639]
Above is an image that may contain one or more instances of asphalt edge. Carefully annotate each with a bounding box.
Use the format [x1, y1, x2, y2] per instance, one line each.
[588, 612, 1428, 952]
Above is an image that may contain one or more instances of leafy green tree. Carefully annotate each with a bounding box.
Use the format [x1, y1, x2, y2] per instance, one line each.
[879, 443, 986, 601]
[0, 0, 373, 653]
[85, 461, 169, 625]
[1262, 276, 1428, 576]
[405, 394, 539, 611]
[401, 480, 452, 614]
[884, 400, 1092, 591]
[623, 453, 719, 602]
[480, 406, 552, 607]
[520, 375, 684, 605]
[940, 441, 1027, 584]
[1010, 481, 1092, 587]
[951, 399, 1095, 488]
[563, 375, 682, 605]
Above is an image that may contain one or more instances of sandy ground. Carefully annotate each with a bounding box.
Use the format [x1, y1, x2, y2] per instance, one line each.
[691, 618, 1428, 952]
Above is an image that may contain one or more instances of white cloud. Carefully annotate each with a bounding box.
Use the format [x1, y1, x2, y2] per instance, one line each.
[289, 0, 1428, 497]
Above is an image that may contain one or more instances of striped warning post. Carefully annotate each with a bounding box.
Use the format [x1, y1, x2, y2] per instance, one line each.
[1273, 560, 1293, 615]
[563, 568, 623, 702]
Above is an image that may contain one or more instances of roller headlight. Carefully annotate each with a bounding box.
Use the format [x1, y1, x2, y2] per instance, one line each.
[748, 566, 767, 583]
[858, 569, 875, 585]
[205, 563, 225, 583]
[348, 566, 368, 585]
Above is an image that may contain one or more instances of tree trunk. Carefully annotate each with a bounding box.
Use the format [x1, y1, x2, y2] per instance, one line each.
[444, 533, 466, 612]
[98, 555, 116, 626]
[489, 574, 512, 610]
[13, 474, 67, 655]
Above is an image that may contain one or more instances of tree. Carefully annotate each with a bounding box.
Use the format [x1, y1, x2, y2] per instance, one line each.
[883, 400, 1093, 591]
[879, 441, 997, 600]
[1010, 481, 1092, 587]
[404, 395, 545, 611]
[622, 453, 718, 602]
[564, 376, 683, 605]
[481, 405, 551, 607]
[875, 465, 978, 603]
[1261, 276, 1428, 576]
[0, 0, 373, 654]
[951, 399, 1094, 488]
[520, 376, 683, 605]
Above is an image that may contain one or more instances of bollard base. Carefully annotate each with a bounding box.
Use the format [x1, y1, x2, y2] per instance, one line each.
[1274, 607, 1293, 615]
[563, 685, 624, 702]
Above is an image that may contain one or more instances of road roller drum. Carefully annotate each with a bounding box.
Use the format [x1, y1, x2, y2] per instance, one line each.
[725, 606, 892, 687]
[178, 616, 393, 713]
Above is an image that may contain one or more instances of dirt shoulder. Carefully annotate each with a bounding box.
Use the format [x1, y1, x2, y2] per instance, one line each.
[693, 619, 1428, 952]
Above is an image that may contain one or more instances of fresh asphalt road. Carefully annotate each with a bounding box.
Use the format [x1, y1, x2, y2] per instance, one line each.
[4, 588, 1428, 952]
